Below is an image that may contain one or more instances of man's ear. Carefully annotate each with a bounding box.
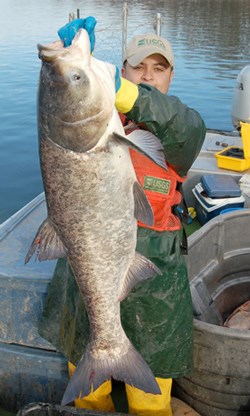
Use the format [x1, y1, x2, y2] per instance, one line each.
[121, 67, 125, 76]
[170, 69, 174, 84]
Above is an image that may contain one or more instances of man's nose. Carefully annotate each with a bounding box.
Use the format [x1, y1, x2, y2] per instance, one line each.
[141, 68, 153, 81]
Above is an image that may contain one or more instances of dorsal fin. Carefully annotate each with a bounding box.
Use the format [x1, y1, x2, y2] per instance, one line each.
[133, 181, 153, 226]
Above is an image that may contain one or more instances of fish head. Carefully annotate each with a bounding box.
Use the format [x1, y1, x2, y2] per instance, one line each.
[38, 29, 117, 152]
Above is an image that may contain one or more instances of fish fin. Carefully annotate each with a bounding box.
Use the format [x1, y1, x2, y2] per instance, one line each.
[113, 130, 168, 170]
[25, 218, 67, 263]
[61, 342, 161, 405]
[133, 181, 154, 226]
[118, 251, 162, 301]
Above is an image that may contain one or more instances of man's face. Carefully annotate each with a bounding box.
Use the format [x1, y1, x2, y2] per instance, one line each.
[122, 53, 174, 94]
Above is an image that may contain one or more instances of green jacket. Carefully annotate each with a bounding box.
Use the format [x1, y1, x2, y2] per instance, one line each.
[126, 83, 206, 176]
[39, 85, 206, 378]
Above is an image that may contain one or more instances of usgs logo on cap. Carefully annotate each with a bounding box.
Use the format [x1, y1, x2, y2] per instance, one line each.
[137, 38, 167, 51]
[124, 33, 174, 67]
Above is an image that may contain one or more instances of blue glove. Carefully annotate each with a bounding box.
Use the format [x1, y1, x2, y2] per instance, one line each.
[58, 16, 97, 51]
[115, 66, 121, 93]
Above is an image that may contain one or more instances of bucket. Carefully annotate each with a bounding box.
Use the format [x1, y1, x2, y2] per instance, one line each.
[174, 210, 250, 416]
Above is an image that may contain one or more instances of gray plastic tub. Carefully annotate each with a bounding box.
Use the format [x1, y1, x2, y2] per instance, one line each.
[174, 210, 250, 416]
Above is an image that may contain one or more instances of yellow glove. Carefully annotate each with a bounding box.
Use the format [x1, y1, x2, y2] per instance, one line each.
[115, 77, 139, 114]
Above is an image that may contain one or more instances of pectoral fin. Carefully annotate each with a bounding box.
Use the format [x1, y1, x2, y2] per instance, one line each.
[25, 218, 67, 263]
[118, 251, 162, 301]
[113, 130, 167, 170]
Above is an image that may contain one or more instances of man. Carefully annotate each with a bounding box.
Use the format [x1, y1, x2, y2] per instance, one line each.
[122, 36, 174, 94]
[39, 20, 206, 416]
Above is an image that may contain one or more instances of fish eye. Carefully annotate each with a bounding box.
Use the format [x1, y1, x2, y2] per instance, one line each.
[74, 74, 81, 81]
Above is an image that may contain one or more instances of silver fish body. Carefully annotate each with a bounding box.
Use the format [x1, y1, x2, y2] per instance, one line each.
[26, 29, 167, 405]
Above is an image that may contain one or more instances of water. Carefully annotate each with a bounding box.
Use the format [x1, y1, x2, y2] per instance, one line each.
[0, 0, 250, 223]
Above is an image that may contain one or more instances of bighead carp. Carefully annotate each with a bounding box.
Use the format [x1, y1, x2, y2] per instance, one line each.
[26, 29, 167, 405]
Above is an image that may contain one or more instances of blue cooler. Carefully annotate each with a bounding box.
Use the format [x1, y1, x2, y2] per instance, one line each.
[200, 174, 242, 198]
[193, 182, 245, 225]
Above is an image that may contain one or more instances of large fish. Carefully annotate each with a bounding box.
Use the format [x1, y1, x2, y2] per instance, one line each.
[25, 29, 167, 405]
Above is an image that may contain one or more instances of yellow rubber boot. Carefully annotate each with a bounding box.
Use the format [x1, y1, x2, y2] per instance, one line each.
[68, 362, 115, 412]
[125, 377, 172, 416]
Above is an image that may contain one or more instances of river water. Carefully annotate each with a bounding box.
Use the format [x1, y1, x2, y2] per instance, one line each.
[0, 0, 250, 223]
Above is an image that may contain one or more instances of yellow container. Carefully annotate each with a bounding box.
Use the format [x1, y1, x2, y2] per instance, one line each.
[215, 122, 250, 172]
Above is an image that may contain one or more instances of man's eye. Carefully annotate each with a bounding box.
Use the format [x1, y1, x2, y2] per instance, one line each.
[155, 67, 164, 72]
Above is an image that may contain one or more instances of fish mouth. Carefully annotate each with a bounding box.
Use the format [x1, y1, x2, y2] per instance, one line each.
[38, 29, 90, 63]
[37, 40, 66, 62]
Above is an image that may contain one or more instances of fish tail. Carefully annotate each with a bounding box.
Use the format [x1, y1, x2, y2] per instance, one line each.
[61, 343, 161, 405]
[115, 342, 161, 395]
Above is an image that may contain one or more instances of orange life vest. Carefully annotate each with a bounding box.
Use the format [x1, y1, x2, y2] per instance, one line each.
[130, 149, 186, 232]
[120, 114, 186, 232]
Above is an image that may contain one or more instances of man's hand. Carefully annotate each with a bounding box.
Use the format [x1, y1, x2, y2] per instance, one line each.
[58, 16, 97, 51]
